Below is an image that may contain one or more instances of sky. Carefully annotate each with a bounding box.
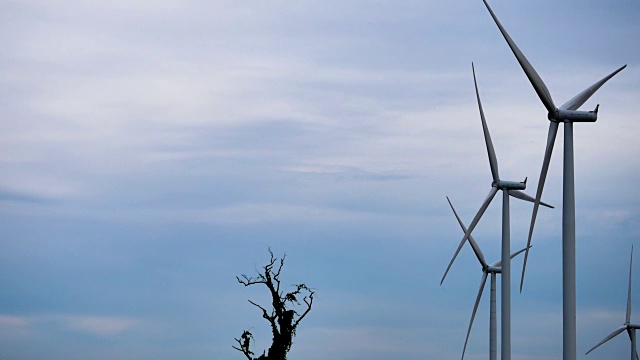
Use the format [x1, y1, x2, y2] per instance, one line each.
[1, 0, 639, 359]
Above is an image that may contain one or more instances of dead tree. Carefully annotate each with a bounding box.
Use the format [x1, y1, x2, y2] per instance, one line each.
[233, 249, 314, 360]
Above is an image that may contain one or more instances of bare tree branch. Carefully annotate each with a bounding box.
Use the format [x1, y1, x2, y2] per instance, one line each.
[247, 300, 269, 315]
[274, 254, 285, 294]
[232, 330, 254, 360]
[293, 290, 314, 330]
[249, 300, 278, 336]
[236, 273, 267, 286]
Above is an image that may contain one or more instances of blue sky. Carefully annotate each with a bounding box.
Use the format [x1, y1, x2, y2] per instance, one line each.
[1, 0, 639, 359]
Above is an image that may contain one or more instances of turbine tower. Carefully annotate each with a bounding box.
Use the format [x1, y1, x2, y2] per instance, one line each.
[586, 245, 639, 360]
[481, 1, 626, 359]
[446, 196, 529, 360]
[441, 63, 552, 360]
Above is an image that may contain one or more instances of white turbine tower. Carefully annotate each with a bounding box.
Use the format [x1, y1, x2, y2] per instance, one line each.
[446, 196, 529, 360]
[586, 246, 639, 360]
[441, 63, 552, 360]
[481, 2, 626, 359]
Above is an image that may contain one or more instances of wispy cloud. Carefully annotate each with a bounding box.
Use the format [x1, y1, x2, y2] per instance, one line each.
[0, 314, 139, 337]
[0, 315, 30, 335]
[62, 315, 138, 336]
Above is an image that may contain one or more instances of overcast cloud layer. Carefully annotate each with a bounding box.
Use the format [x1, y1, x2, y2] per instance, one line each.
[1, 1, 639, 359]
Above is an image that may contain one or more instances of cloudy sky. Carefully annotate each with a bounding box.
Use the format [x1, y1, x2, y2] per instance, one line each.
[1, 0, 639, 359]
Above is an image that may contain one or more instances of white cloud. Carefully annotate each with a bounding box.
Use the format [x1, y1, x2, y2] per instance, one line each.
[292, 324, 459, 360]
[0, 314, 138, 337]
[62, 315, 138, 336]
[0, 314, 141, 336]
[0, 315, 30, 335]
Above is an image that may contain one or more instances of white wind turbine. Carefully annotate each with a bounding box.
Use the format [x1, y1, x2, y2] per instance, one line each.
[441, 63, 552, 360]
[446, 196, 529, 360]
[586, 245, 639, 360]
[481, 1, 626, 359]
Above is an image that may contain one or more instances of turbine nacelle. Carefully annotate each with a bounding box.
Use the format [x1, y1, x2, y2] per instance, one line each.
[494, 179, 526, 190]
[549, 106, 599, 123]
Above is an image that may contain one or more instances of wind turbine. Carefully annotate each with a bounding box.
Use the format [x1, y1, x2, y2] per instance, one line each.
[586, 245, 639, 360]
[441, 63, 552, 360]
[446, 196, 529, 360]
[481, 2, 626, 359]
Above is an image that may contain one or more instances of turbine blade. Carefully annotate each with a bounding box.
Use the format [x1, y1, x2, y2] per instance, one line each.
[441, 187, 498, 285]
[472, 62, 500, 183]
[560, 65, 627, 110]
[508, 190, 554, 208]
[482, 0, 556, 113]
[510, 246, 531, 260]
[492, 246, 530, 268]
[628, 245, 634, 324]
[585, 326, 626, 355]
[520, 121, 559, 292]
[446, 196, 488, 268]
[462, 272, 488, 360]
